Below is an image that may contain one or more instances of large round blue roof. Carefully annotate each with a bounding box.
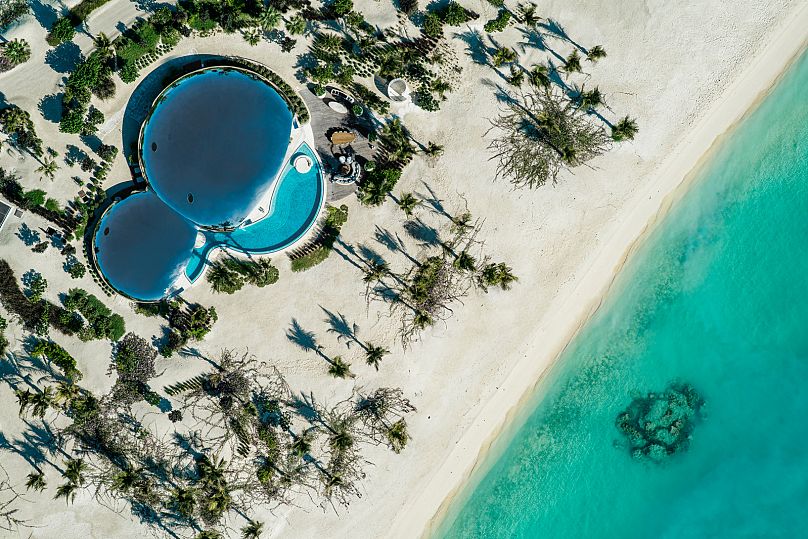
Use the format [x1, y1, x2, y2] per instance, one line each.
[94, 191, 198, 301]
[141, 67, 293, 229]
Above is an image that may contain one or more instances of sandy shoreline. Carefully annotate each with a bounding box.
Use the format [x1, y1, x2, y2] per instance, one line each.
[406, 6, 808, 538]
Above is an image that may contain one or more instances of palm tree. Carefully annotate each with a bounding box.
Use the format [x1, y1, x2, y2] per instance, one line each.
[241, 520, 264, 539]
[519, 3, 540, 27]
[172, 486, 197, 518]
[478, 262, 518, 291]
[111, 467, 139, 493]
[291, 429, 314, 458]
[529, 63, 551, 89]
[397, 192, 420, 217]
[315, 32, 342, 52]
[26, 470, 46, 491]
[197, 456, 227, 489]
[586, 45, 607, 62]
[258, 7, 281, 30]
[93, 32, 112, 57]
[3, 39, 31, 65]
[36, 158, 59, 181]
[577, 86, 603, 111]
[364, 343, 389, 370]
[507, 65, 524, 87]
[286, 15, 307, 35]
[611, 116, 639, 141]
[243, 27, 261, 46]
[386, 419, 409, 453]
[63, 458, 87, 486]
[206, 484, 232, 518]
[328, 421, 354, 451]
[54, 481, 79, 504]
[363, 259, 389, 283]
[492, 46, 516, 67]
[560, 144, 577, 165]
[424, 141, 444, 158]
[54, 380, 80, 407]
[564, 50, 582, 74]
[413, 309, 433, 330]
[207, 261, 244, 294]
[30, 386, 54, 417]
[453, 251, 476, 272]
[328, 356, 353, 379]
[15, 389, 33, 417]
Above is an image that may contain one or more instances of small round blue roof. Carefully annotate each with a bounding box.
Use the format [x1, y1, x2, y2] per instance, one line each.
[94, 191, 197, 301]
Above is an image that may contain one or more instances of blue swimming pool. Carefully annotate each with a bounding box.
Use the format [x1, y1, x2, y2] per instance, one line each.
[140, 67, 293, 230]
[94, 142, 323, 300]
[94, 191, 199, 301]
[184, 142, 325, 282]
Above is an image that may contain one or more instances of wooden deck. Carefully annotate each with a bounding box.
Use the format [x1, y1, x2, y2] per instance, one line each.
[299, 85, 379, 202]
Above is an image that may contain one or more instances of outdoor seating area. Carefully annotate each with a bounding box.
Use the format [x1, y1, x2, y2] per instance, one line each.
[333, 153, 361, 185]
[299, 84, 379, 200]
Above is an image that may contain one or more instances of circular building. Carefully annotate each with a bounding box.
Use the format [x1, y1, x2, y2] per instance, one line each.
[94, 191, 198, 301]
[140, 67, 294, 230]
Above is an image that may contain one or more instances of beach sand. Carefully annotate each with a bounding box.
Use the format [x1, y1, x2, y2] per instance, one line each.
[0, 1, 806, 537]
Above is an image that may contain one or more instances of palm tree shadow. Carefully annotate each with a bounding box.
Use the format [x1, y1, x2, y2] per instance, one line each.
[479, 78, 516, 106]
[289, 392, 322, 424]
[453, 28, 491, 66]
[540, 19, 587, 53]
[286, 319, 332, 364]
[374, 226, 419, 266]
[403, 218, 442, 249]
[321, 307, 365, 350]
[516, 26, 547, 53]
[357, 243, 386, 266]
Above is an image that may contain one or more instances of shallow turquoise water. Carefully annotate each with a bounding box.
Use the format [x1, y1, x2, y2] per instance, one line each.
[438, 49, 808, 538]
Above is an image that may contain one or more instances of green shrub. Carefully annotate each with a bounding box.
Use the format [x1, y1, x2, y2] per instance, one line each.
[358, 167, 402, 206]
[23, 189, 46, 207]
[59, 108, 85, 134]
[422, 12, 443, 38]
[119, 63, 139, 83]
[47, 17, 76, 46]
[96, 144, 118, 162]
[67, 260, 86, 279]
[64, 288, 125, 341]
[291, 247, 331, 272]
[332, 0, 353, 16]
[68, 0, 112, 23]
[31, 339, 82, 380]
[440, 2, 475, 25]
[44, 198, 60, 212]
[484, 10, 510, 32]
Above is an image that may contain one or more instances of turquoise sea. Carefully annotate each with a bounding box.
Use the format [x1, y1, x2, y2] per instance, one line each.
[437, 48, 808, 539]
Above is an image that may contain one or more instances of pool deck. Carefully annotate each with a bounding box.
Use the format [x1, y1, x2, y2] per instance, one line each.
[299, 84, 379, 201]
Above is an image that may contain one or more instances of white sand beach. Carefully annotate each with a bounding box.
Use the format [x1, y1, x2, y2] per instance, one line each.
[0, 0, 806, 538]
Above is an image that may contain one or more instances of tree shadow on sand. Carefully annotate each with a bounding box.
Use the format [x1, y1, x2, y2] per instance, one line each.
[45, 41, 82, 74]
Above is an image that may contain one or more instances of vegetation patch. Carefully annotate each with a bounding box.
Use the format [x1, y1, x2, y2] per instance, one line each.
[63, 288, 125, 341]
[207, 258, 279, 294]
[31, 339, 82, 381]
[289, 204, 349, 272]
[0, 260, 80, 336]
[0, 0, 28, 31]
[615, 382, 706, 462]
